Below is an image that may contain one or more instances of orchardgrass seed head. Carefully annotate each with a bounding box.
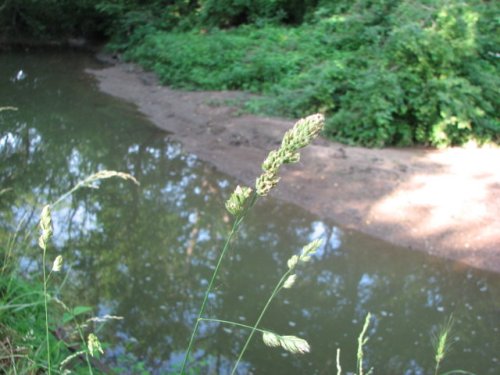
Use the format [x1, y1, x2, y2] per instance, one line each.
[257, 113, 324, 196]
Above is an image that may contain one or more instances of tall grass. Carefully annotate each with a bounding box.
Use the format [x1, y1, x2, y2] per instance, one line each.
[180, 113, 325, 373]
[333, 312, 373, 375]
[433, 315, 455, 375]
[0, 170, 138, 374]
[356, 312, 373, 375]
[38, 205, 53, 374]
[431, 315, 476, 375]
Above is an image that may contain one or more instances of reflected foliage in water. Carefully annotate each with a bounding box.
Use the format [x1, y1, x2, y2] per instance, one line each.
[0, 51, 499, 374]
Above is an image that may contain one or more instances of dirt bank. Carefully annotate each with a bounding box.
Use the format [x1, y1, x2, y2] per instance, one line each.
[88, 62, 500, 273]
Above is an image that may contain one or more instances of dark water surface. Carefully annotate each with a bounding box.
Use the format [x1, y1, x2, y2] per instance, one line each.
[1, 51, 499, 374]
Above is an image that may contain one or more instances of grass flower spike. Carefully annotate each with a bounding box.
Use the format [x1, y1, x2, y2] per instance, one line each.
[299, 238, 322, 263]
[225, 185, 252, 216]
[256, 171, 281, 196]
[287, 238, 322, 271]
[432, 315, 455, 375]
[281, 113, 324, 152]
[51, 255, 63, 272]
[38, 205, 52, 251]
[87, 333, 104, 357]
[262, 332, 310, 354]
[256, 114, 324, 196]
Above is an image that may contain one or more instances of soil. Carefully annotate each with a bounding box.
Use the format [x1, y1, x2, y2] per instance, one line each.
[87, 61, 500, 273]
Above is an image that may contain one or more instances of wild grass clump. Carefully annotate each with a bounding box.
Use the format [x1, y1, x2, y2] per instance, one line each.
[0, 170, 139, 374]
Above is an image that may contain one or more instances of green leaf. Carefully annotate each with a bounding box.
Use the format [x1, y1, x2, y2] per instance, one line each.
[63, 306, 93, 323]
[73, 305, 93, 316]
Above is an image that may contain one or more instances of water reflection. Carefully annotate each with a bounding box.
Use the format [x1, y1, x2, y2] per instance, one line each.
[0, 51, 499, 374]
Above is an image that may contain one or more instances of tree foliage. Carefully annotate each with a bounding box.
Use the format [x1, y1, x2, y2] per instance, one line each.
[1, 0, 498, 147]
[0, 0, 107, 39]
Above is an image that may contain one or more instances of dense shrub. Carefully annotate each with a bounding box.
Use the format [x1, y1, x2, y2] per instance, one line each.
[123, 0, 499, 147]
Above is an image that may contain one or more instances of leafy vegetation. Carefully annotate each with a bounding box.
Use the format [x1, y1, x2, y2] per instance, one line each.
[1, 0, 498, 147]
[0, 171, 138, 374]
[120, 0, 499, 147]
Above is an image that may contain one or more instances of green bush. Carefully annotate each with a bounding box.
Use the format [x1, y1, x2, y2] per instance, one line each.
[123, 27, 310, 91]
[120, 0, 499, 147]
[1, 0, 498, 147]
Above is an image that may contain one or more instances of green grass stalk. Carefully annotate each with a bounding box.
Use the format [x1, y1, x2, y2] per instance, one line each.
[336, 348, 341, 375]
[36, 171, 137, 374]
[433, 315, 455, 375]
[356, 312, 371, 375]
[195, 240, 319, 373]
[1, 214, 28, 276]
[181, 114, 324, 373]
[53, 298, 95, 374]
[42, 254, 51, 374]
[230, 267, 294, 374]
[38, 205, 53, 375]
[180, 193, 258, 374]
[1, 170, 136, 373]
[199, 318, 271, 335]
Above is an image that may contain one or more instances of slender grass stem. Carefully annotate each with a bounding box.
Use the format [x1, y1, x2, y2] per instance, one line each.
[180, 194, 257, 374]
[2, 214, 28, 275]
[230, 268, 292, 374]
[199, 318, 270, 335]
[51, 184, 82, 208]
[42, 249, 51, 375]
[181, 115, 324, 373]
[52, 297, 95, 374]
[336, 348, 342, 375]
[356, 312, 371, 375]
[37, 172, 136, 374]
[434, 361, 440, 375]
[79, 330, 94, 374]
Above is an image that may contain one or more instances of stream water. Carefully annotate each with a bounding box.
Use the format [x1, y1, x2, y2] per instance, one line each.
[1, 50, 499, 374]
